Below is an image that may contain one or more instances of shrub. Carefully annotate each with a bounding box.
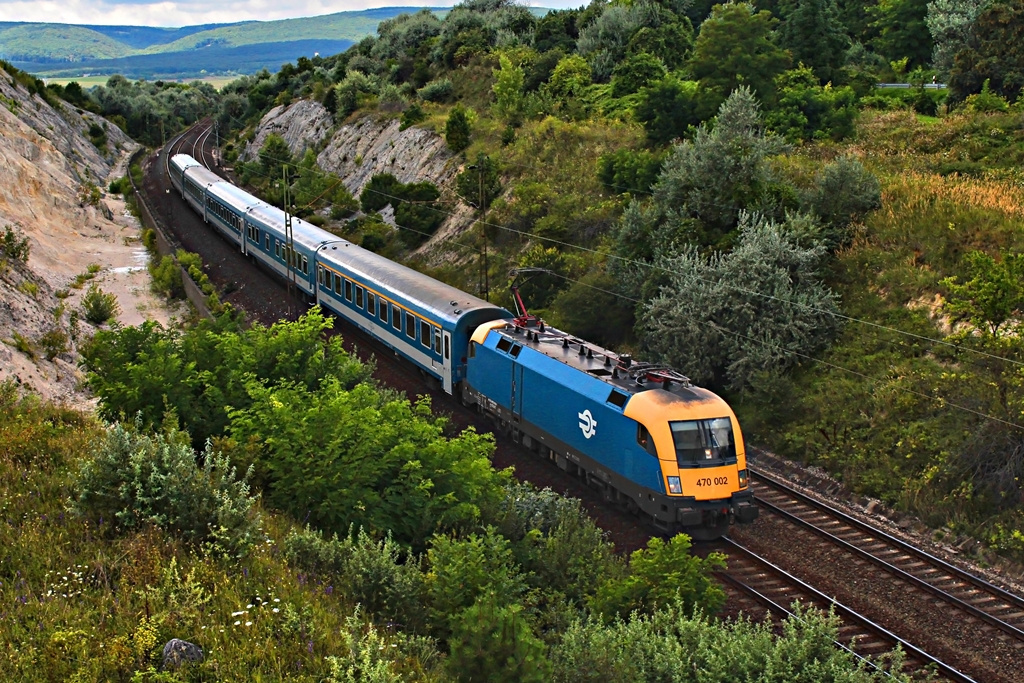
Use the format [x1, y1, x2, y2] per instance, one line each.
[447, 594, 551, 682]
[400, 102, 425, 130]
[284, 527, 427, 630]
[73, 421, 261, 557]
[149, 254, 184, 299]
[81, 285, 120, 325]
[0, 224, 30, 262]
[418, 78, 454, 103]
[38, 328, 69, 360]
[962, 79, 1011, 113]
[589, 534, 726, 622]
[11, 332, 36, 359]
[445, 105, 472, 153]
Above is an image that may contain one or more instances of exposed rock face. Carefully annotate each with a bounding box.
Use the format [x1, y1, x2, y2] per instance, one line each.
[316, 116, 457, 197]
[0, 66, 172, 405]
[241, 99, 334, 164]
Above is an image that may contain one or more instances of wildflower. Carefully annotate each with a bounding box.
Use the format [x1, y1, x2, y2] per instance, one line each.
[232, 611, 245, 617]
[245, 621, 252, 627]
[234, 620, 241, 626]
[273, 598, 280, 603]
[272, 608, 280, 613]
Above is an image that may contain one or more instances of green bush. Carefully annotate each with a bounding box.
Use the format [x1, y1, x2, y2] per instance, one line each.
[284, 526, 427, 630]
[80, 285, 121, 325]
[37, 328, 69, 360]
[589, 534, 726, 622]
[766, 66, 858, 143]
[148, 254, 184, 299]
[418, 78, 453, 103]
[447, 594, 551, 683]
[72, 421, 261, 558]
[445, 105, 471, 153]
[0, 225, 30, 262]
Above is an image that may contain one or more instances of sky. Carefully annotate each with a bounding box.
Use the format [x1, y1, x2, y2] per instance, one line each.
[0, 0, 581, 28]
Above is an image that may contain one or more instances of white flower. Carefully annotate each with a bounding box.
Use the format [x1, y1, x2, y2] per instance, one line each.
[245, 621, 252, 627]
[234, 620, 241, 626]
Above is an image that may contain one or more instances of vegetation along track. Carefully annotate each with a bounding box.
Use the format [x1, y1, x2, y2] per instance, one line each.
[729, 466, 1024, 681]
[145, 124, 1018, 681]
[709, 537, 975, 682]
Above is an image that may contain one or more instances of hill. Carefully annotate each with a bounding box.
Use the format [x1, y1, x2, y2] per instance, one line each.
[0, 8, 446, 79]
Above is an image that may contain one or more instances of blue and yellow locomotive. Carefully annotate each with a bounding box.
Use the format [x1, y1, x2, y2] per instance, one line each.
[167, 152, 757, 538]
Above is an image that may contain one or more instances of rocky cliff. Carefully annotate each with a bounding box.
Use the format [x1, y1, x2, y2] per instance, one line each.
[242, 101, 475, 258]
[0, 66, 172, 404]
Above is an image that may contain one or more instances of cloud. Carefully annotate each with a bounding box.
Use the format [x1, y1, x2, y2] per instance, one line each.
[0, 0, 579, 28]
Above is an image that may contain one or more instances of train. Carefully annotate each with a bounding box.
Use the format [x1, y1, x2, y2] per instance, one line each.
[167, 152, 757, 539]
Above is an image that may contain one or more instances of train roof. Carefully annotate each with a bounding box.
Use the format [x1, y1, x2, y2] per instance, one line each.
[170, 154, 202, 172]
[245, 202, 340, 252]
[490, 321, 720, 404]
[182, 164, 223, 189]
[206, 179, 268, 213]
[318, 241, 512, 326]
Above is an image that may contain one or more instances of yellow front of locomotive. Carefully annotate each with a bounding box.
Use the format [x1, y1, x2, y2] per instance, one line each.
[625, 387, 758, 538]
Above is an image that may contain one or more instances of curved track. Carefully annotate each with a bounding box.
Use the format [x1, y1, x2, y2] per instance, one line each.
[139, 124, 1019, 682]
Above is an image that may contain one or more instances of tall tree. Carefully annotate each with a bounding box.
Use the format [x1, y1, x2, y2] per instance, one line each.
[948, 0, 1024, 103]
[777, 0, 851, 84]
[688, 2, 791, 107]
[869, 0, 934, 70]
[925, 0, 985, 79]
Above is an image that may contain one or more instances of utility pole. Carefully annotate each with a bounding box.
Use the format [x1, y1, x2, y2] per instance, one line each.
[468, 162, 488, 302]
[213, 120, 220, 167]
[283, 166, 295, 318]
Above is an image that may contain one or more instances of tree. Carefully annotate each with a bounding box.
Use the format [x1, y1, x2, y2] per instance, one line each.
[492, 53, 525, 121]
[869, 0, 934, 70]
[457, 152, 502, 210]
[635, 75, 702, 145]
[638, 212, 842, 390]
[948, 0, 1024, 103]
[688, 3, 791, 107]
[611, 51, 667, 97]
[765, 66, 859, 143]
[941, 251, 1024, 338]
[777, 0, 851, 84]
[926, 0, 985, 79]
[544, 53, 593, 101]
[258, 133, 292, 185]
[445, 105, 472, 153]
[447, 595, 551, 683]
[802, 155, 881, 248]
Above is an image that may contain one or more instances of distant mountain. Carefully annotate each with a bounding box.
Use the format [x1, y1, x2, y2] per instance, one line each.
[0, 8, 446, 79]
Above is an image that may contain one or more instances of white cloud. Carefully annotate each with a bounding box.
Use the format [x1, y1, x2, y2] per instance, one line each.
[0, 0, 580, 28]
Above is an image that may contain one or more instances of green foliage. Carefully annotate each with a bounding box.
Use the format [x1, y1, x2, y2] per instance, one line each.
[87, 121, 107, 149]
[925, 0, 985, 79]
[447, 593, 551, 682]
[418, 78, 454, 103]
[361, 174, 446, 247]
[545, 54, 592, 102]
[400, 101, 425, 130]
[258, 133, 293, 186]
[766, 66, 859, 142]
[284, 526, 427, 630]
[549, 269, 635, 350]
[634, 75, 704, 145]
[689, 3, 791, 107]
[11, 331, 36, 359]
[457, 152, 502, 211]
[869, 0, 934, 70]
[962, 79, 1011, 113]
[80, 285, 121, 325]
[611, 51, 667, 98]
[638, 212, 841, 390]
[941, 251, 1024, 337]
[81, 309, 370, 448]
[550, 600, 911, 682]
[72, 421, 261, 557]
[229, 381, 510, 548]
[446, 105, 472, 153]
[425, 528, 528, 637]
[589, 534, 726, 622]
[492, 53, 525, 120]
[148, 254, 184, 299]
[37, 327, 69, 360]
[803, 156, 882, 248]
[777, 0, 851, 85]
[598, 147, 665, 196]
[0, 225, 30, 263]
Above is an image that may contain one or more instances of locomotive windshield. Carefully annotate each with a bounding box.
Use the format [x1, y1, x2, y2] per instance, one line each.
[669, 418, 737, 466]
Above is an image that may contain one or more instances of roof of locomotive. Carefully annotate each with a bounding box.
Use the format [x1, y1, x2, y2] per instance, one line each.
[490, 321, 717, 402]
[318, 240, 513, 327]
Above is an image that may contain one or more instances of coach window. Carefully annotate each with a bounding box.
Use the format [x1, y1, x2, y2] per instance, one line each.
[345, 279, 353, 302]
[318, 266, 324, 285]
[444, 335, 450, 360]
[274, 240, 280, 258]
[406, 312, 416, 339]
[367, 292, 376, 316]
[302, 256, 308, 275]
[355, 286, 364, 308]
[265, 234, 270, 251]
[379, 300, 388, 324]
[433, 328, 442, 354]
[324, 270, 332, 290]
[334, 275, 341, 295]
[420, 321, 431, 348]
[392, 305, 401, 330]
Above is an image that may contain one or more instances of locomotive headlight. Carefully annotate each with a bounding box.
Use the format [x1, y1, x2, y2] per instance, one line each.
[667, 476, 682, 494]
[738, 469, 749, 488]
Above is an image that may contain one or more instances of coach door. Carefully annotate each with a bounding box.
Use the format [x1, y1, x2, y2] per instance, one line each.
[442, 330, 452, 394]
[510, 362, 524, 426]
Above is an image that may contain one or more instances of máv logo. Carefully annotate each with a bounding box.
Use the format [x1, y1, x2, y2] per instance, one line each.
[578, 409, 597, 439]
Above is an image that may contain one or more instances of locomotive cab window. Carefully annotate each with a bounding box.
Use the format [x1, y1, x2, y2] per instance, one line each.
[637, 425, 658, 456]
[670, 418, 737, 467]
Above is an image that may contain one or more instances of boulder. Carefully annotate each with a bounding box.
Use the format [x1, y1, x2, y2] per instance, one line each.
[162, 638, 203, 670]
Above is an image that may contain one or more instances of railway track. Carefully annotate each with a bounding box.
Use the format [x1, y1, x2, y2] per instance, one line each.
[714, 537, 976, 681]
